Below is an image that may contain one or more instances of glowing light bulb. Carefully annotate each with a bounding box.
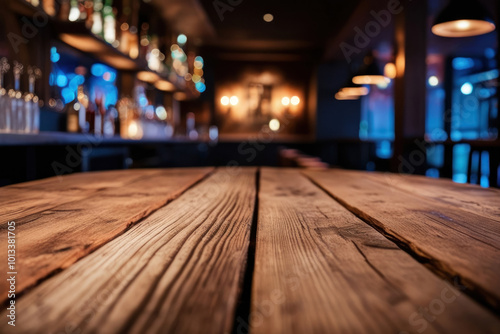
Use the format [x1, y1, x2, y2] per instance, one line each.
[384, 63, 397, 79]
[269, 119, 280, 131]
[290, 96, 300, 105]
[263, 14, 274, 22]
[221, 96, 229, 106]
[461, 82, 473, 95]
[281, 97, 290, 106]
[177, 34, 187, 45]
[428, 76, 439, 87]
[455, 20, 471, 30]
[230, 96, 239, 106]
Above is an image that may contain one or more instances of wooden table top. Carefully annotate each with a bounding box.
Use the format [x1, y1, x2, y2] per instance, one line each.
[0, 168, 499, 333]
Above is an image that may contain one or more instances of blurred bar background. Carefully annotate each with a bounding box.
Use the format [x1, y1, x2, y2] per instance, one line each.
[0, 0, 498, 188]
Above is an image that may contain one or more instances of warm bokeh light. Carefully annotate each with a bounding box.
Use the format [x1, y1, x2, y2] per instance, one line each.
[221, 96, 229, 106]
[335, 92, 359, 100]
[154, 80, 176, 92]
[263, 14, 274, 22]
[137, 71, 160, 83]
[340, 87, 369, 96]
[128, 121, 143, 139]
[173, 92, 188, 101]
[281, 97, 290, 106]
[230, 96, 239, 106]
[269, 119, 280, 131]
[291, 96, 300, 105]
[384, 63, 397, 79]
[432, 20, 495, 37]
[352, 75, 390, 85]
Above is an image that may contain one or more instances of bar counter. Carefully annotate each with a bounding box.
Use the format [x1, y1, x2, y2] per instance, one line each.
[1, 168, 499, 333]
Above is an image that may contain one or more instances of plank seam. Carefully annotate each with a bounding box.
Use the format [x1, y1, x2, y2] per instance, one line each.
[230, 168, 260, 334]
[301, 171, 500, 316]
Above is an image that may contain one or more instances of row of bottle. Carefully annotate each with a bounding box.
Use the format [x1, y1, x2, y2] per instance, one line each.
[65, 85, 118, 137]
[59, 0, 142, 60]
[0, 58, 41, 134]
[64, 87, 172, 139]
[24, 0, 143, 59]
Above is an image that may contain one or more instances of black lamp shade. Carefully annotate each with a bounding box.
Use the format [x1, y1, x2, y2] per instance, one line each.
[339, 80, 369, 96]
[432, 0, 496, 37]
[352, 59, 389, 85]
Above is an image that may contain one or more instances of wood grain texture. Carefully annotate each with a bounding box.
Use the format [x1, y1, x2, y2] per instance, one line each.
[0, 169, 161, 224]
[251, 168, 500, 334]
[304, 169, 500, 312]
[0, 168, 212, 303]
[373, 171, 500, 221]
[0, 168, 256, 334]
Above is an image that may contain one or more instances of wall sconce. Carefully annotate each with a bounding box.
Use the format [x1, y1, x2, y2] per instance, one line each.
[221, 95, 239, 116]
[432, 0, 495, 37]
[281, 96, 300, 118]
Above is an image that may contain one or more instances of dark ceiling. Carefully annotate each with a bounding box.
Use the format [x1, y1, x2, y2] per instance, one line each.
[198, 0, 362, 59]
[159, 0, 498, 62]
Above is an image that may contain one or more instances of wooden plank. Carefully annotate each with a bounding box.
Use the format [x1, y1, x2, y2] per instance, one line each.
[370, 171, 500, 221]
[0, 169, 161, 223]
[0, 168, 256, 334]
[0, 168, 213, 303]
[304, 169, 500, 312]
[251, 168, 500, 333]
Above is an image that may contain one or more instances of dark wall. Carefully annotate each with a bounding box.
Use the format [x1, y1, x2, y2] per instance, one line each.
[316, 62, 361, 140]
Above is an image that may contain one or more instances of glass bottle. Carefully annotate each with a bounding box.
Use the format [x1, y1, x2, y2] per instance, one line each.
[65, 95, 79, 133]
[77, 85, 89, 133]
[103, 105, 117, 137]
[24, 66, 42, 133]
[92, 0, 104, 37]
[103, 0, 116, 44]
[94, 93, 105, 136]
[0, 58, 10, 133]
[84, 0, 94, 29]
[68, 0, 80, 21]
[59, 0, 71, 21]
[86, 100, 96, 134]
[10, 61, 24, 133]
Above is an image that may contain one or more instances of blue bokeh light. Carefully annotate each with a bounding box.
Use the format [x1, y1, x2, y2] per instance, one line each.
[195, 82, 206, 93]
